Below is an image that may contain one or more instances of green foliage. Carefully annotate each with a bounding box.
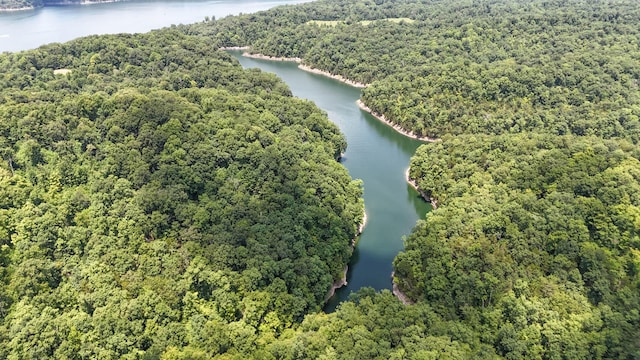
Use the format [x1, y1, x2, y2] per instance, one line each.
[3, 0, 640, 358]
[399, 134, 640, 357]
[265, 290, 487, 359]
[0, 30, 363, 358]
[184, 1, 640, 355]
[188, 0, 640, 141]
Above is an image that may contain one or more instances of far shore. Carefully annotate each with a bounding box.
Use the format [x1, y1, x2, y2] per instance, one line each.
[242, 52, 302, 63]
[1, 0, 127, 11]
[241, 51, 368, 88]
[0, 6, 34, 11]
[219, 46, 250, 51]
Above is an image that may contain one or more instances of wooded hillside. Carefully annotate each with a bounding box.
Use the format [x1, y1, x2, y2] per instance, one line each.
[188, 0, 640, 140]
[0, 30, 363, 358]
[185, 0, 640, 357]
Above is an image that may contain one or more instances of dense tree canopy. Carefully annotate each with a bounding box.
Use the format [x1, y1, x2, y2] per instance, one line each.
[399, 134, 640, 357]
[187, 0, 640, 357]
[187, 0, 640, 140]
[0, 30, 363, 358]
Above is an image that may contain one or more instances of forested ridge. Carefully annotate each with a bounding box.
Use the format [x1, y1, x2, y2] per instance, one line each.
[0, 30, 365, 357]
[1, 0, 640, 358]
[400, 134, 640, 357]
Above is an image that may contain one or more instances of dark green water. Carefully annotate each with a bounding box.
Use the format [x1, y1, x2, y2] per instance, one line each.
[230, 52, 431, 310]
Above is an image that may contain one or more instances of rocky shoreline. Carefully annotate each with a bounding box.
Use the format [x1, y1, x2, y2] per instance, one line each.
[391, 271, 414, 305]
[356, 100, 440, 142]
[241, 52, 302, 62]
[324, 211, 367, 303]
[240, 51, 368, 88]
[298, 64, 367, 88]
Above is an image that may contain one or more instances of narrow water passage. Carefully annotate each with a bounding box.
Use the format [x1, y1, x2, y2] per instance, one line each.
[230, 52, 431, 310]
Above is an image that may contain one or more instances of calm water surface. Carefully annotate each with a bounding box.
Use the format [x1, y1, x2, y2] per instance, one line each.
[0, 0, 309, 52]
[230, 52, 431, 310]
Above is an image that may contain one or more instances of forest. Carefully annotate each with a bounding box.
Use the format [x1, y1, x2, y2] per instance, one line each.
[187, 0, 640, 140]
[0, 30, 365, 357]
[1, 0, 639, 358]
[188, 0, 639, 357]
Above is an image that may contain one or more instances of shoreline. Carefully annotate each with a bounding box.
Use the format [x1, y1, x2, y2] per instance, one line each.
[298, 64, 368, 88]
[241, 51, 368, 88]
[242, 52, 302, 62]
[324, 210, 367, 303]
[231, 49, 441, 141]
[219, 46, 250, 51]
[405, 168, 438, 209]
[389, 169, 436, 305]
[391, 271, 414, 305]
[357, 100, 440, 143]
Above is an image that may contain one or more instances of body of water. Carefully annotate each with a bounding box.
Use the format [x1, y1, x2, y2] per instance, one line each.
[0, 0, 309, 53]
[230, 52, 431, 310]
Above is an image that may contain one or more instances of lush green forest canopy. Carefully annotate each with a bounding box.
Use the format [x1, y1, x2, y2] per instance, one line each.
[1, 0, 639, 358]
[400, 134, 640, 357]
[0, 30, 364, 357]
[187, 0, 640, 141]
[189, 0, 640, 357]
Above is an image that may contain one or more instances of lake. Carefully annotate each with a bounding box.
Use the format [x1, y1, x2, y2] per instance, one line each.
[0, 0, 309, 53]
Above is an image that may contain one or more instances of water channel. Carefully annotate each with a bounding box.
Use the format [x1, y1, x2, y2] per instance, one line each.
[229, 52, 431, 309]
[0, 0, 431, 310]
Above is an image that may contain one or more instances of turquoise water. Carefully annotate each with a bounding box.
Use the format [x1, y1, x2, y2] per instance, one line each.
[230, 53, 431, 310]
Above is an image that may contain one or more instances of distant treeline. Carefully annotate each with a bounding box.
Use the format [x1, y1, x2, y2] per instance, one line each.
[0, 0, 118, 10]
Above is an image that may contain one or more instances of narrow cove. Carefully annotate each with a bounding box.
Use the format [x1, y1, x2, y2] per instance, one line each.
[229, 51, 432, 310]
